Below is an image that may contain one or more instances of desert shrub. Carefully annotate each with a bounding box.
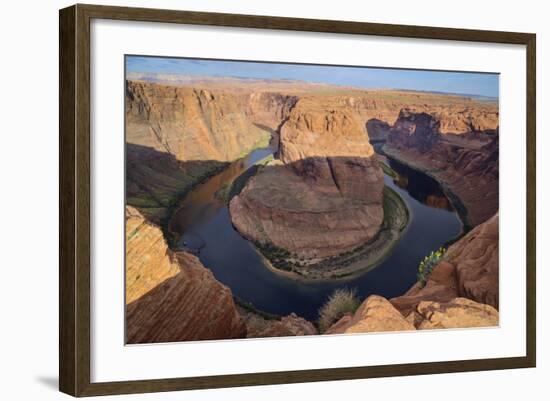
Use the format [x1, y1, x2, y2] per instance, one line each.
[417, 246, 446, 286]
[318, 288, 360, 332]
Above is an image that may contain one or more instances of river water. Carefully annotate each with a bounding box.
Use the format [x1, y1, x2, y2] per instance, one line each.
[169, 148, 461, 321]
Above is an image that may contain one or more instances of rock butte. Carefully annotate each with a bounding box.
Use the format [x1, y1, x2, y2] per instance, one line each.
[124, 76, 500, 341]
[230, 96, 385, 259]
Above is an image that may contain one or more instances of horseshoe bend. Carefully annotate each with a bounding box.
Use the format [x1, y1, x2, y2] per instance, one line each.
[124, 62, 500, 343]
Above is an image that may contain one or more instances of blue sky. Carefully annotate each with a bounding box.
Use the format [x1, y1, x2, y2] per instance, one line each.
[126, 56, 499, 98]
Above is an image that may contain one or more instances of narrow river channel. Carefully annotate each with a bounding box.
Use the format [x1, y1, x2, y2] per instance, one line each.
[169, 147, 461, 321]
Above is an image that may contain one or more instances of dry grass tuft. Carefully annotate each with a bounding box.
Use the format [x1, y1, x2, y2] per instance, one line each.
[318, 288, 360, 332]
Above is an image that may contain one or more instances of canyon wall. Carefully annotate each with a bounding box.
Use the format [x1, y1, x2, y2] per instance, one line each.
[126, 79, 498, 229]
[384, 109, 499, 226]
[247, 91, 299, 131]
[124, 77, 500, 339]
[390, 212, 499, 315]
[126, 80, 275, 221]
[126, 80, 271, 162]
[125, 206, 246, 343]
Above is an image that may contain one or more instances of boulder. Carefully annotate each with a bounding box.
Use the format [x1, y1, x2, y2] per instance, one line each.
[415, 298, 499, 330]
[325, 295, 415, 334]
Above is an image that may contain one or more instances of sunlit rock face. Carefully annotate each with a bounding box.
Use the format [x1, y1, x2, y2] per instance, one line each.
[390, 212, 499, 317]
[325, 295, 415, 334]
[125, 206, 246, 344]
[126, 80, 270, 162]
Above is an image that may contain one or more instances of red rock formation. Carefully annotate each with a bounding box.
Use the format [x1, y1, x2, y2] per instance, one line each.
[388, 110, 441, 151]
[243, 312, 318, 338]
[247, 91, 298, 131]
[446, 212, 499, 308]
[366, 119, 391, 143]
[385, 109, 498, 226]
[391, 212, 499, 316]
[230, 97, 384, 259]
[125, 207, 246, 343]
[126, 80, 271, 162]
[325, 295, 415, 334]
[413, 298, 499, 329]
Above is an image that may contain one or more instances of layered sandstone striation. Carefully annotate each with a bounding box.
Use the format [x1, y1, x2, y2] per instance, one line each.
[391, 212, 499, 316]
[126, 80, 273, 220]
[230, 96, 385, 261]
[124, 76, 501, 338]
[384, 109, 499, 227]
[125, 206, 246, 343]
[126, 80, 271, 162]
[247, 91, 299, 131]
[243, 311, 318, 338]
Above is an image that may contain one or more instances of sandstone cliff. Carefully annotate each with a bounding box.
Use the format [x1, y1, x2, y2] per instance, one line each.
[126, 80, 274, 221]
[125, 206, 246, 343]
[230, 96, 385, 260]
[384, 109, 499, 226]
[126, 80, 271, 162]
[247, 91, 299, 131]
[391, 212, 499, 315]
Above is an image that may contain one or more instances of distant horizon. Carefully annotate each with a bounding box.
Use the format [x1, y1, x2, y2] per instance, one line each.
[126, 56, 499, 98]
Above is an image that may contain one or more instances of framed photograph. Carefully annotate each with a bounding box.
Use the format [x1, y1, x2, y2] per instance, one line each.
[59, 4, 536, 397]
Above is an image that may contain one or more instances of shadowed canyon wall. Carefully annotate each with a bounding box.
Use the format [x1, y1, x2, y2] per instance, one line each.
[384, 109, 499, 227]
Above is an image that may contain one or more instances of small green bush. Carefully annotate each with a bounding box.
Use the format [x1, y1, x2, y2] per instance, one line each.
[417, 246, 446, 286]
[318, 288, 360, 332]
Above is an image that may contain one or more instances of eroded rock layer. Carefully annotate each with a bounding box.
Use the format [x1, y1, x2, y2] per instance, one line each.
[390, 212, 499, 316]
[243, 311, 318, 338]
[413, 298, 499, 330]
[230, 97, 385, 259]
[326, 296, 415, 334]
[384, 109, 499, 227]
[247, 91, 299, 131]
[126, 80, 271, 162]
[125, 207, 246, 344]
[325, 295, 498, 334]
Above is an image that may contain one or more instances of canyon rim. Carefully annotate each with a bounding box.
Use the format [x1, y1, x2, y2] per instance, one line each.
[125, 56, 500, 343]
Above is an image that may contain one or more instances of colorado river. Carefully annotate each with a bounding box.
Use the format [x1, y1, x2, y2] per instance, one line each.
[169, 147, 461, 321]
